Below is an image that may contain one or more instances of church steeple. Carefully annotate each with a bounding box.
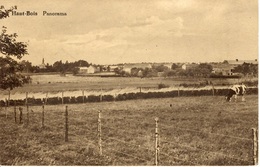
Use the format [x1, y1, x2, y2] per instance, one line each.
[39, 58, 46, 69]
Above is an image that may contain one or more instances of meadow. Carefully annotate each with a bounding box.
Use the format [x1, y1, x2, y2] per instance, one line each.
[1, 74, 257, 94]
[0, 95, 258, 165]
[0, 74, 257, 102]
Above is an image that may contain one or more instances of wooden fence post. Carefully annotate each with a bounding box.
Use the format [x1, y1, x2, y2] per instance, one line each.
[65, 106, 68, 142]
[100, 89, 103, 102]
[212, 84, 215, 96]
[14, 102, 16, 123]
[26, 104, 29, 125]
[98, 110, 102, 155]
[62, 91, 64, 105]
[45, 92, 48, 104]
[42, 105, 45, 128]
[252, 128, 258, 165]
[25, 92, 28, 105]
[82, 90, 85, 103]
[155, 117, 159, 166]
[8, 89, 10, 107]
[19, 107, 23, 124]
[5, 101, 7, 118]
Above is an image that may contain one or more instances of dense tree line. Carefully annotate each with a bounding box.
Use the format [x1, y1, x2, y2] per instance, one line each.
[116, 63, 214, 78]
[21, 60, 90, 74]
[233, 63, 258, 76]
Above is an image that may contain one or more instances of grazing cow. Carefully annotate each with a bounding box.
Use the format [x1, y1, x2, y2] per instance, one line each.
[226, 84, 247, 102]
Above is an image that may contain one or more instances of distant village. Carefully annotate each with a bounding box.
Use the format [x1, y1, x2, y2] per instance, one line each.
[24, 58, 258, 78]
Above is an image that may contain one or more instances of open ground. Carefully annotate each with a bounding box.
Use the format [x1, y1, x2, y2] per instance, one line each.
[1, 74, 257, 94]
[0, 95, 258, 165]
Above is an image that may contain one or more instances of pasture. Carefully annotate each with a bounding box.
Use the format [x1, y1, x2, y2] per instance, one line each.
[0, 95, 258, 165]
[1, 74, 257, 94]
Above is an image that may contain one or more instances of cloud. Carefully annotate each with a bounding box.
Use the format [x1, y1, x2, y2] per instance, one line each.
[2, 0, 256, 65]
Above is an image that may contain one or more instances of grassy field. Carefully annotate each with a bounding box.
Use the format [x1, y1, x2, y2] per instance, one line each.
[0, 95, 258, 165]
[1, 74, 257, 94]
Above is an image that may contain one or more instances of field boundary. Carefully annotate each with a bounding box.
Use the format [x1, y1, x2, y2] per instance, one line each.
[0, 87, 258, 107]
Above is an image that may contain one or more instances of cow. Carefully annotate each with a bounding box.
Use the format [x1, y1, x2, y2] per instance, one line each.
[226, 84, 247, 102]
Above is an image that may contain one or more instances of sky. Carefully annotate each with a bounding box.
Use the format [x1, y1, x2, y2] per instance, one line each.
[1, 0, 258, 65]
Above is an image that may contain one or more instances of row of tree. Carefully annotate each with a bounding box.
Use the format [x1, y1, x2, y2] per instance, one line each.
[115, 63, 214, 78]
[20, 60, 90, 74]
[233, 63, 258, 76]
[115, 62, 258, 78]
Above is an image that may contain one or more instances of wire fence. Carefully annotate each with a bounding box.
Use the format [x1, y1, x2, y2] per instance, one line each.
[160, 124, 252, 141]
[0, 104, 258, 166]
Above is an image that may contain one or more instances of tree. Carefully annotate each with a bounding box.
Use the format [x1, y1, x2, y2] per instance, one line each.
[197, 63, 213, 77]
[171, 63, 179, 70]
[20, 60, 32, 73]
[223, 60, 229, 64]
[154, 65, 168, 72]
[233, 63, 258, 76]
[0, 6, 30, 90]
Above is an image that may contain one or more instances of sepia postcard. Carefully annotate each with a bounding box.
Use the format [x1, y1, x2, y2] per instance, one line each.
[0, 0, 258, 166]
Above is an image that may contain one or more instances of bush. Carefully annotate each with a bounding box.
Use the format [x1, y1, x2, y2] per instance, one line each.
[34, 98, 43, 105]
[125, 93, 137, 99]
[102, 95, 114, 101]
[0, 100, 5, 107]
[70, 96, 77, 103]
[63, 97, 70, 104]
[15, 99, 25, 106]
[47, 97, 61, 105]
[116, 94, 127, 101]
[247, 87, 258, 95]
[88, 95, 100, 102]
[158, 83, 170, 89]
[243, 80, 258, 87]
[76, 96, 87, 103]
[1, 87, 257, 106]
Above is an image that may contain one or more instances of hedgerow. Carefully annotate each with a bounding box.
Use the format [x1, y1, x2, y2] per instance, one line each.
[0, 87, 257, 106]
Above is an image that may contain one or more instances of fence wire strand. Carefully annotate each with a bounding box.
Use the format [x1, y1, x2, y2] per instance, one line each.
[160, 152, 199, 165]
[103, 147, 151, 164]
[103, 136, 154, 152]
[103, 126, 144, 137]
[161, 139, 251, 163]
[160, 123, 253, 141]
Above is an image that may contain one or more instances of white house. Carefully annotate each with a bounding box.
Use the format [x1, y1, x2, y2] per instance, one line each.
[181, 64, 187, 70]
[108, 65, 119, 72]
[78, 65, 97, 74]
[123, 63, 152, 73]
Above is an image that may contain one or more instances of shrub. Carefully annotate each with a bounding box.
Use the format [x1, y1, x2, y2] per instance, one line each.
[63, 97, 70, 104]
[70, 96, 77, 103]
[158, 83, 170, 89]
[8, 100, 15, 106]
[27, 98, 35, 104]
[15, 99, 25, 106]
[247, 88, 258, 95]
[116, 94, 127, 101]
[76, 96, 87, 103]
[47, 97, 60, 105]
[0, 100, 5, 107]
[87, 95, 100, 102]
[102, 95, 114, 101]
[243, 80, 258, 87]
[34, 98, 43, 105]
[125, 93, 137, 100]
